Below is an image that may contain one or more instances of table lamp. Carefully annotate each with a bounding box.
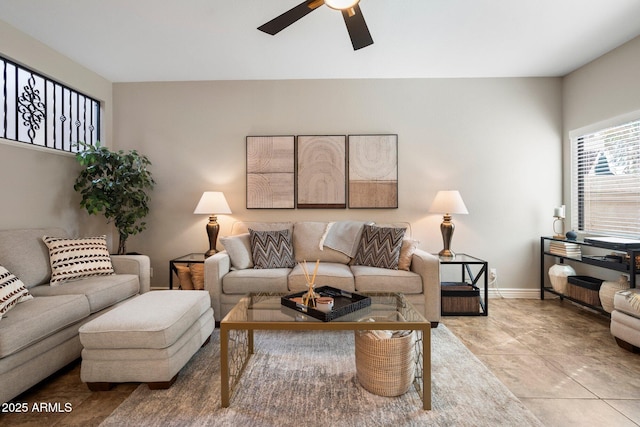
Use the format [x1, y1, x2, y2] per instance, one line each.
[428, 190, 469, 258]
[194, 192, 232, 257]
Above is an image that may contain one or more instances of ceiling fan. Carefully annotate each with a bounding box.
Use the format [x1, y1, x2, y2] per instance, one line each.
[258, 0, 374, 50]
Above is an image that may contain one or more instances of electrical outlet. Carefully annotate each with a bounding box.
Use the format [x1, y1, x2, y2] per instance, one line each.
[489, 268, 497, 281]
[150, 267, 154, 278]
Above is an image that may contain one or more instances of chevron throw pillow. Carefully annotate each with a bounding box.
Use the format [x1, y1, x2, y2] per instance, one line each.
[43, 235, 115, 285]
[1, 265, 33, 319]
[249, 229, 296, 269]
[352, 224, 406, 270]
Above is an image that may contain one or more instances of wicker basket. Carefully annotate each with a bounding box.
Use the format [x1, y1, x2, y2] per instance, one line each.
[354, 316, 415, 397]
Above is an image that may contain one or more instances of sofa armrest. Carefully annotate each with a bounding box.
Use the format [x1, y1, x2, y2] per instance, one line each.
[204, 251, 231, 321]
[110, 254, 151, 294]
[410, 249, 441, 324]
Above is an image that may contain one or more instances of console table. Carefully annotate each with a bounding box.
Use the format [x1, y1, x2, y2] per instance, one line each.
[540, 236, 639, 314]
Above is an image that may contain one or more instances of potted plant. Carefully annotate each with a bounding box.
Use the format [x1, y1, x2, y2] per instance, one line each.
[73, 141, 155, 254]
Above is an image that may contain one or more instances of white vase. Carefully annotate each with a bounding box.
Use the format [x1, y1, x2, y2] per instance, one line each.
[548, 264, 576, 294]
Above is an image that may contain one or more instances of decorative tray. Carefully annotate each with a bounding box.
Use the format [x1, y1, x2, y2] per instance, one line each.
[281, 286, 371, 322]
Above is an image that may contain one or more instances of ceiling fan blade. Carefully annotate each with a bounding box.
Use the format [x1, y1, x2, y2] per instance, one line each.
[341, 4, 373, 50]
[258, 0, 324, 35]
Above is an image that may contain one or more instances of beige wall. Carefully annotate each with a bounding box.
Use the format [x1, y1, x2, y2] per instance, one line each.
[0, 19, 113, 241]
[114, 78, 563, 291]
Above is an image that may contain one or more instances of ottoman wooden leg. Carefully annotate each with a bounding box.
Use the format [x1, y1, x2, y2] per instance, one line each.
[147, 373, 178, 390]
[87, 382, 113, 392]
[202, 336, 211, 347]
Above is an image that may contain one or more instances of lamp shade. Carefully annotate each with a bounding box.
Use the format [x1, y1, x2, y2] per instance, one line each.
[428, 190, 469, 215]
[325, 0, 360, 10]
[193, 192, 232, 215]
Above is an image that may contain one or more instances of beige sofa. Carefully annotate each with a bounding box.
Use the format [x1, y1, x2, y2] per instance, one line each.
[204, 221, 441, 325]
[0, 228, 150, 403]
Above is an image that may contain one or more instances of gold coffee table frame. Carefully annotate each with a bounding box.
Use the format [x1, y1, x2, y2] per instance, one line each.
[220, 292, 431, 410]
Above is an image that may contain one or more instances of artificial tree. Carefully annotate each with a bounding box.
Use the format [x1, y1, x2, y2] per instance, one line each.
[73, 141, 155, 254]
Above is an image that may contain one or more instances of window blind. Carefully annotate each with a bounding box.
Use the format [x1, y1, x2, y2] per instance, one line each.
[571, 119, 640, 238]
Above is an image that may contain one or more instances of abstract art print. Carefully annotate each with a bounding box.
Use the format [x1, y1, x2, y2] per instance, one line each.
[296, 135, 346, 209]
[348, 134, 398, 208]
[246, 136, 295, 209]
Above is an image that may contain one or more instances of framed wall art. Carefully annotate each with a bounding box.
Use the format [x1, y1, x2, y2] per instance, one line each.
[296, 135, 347, 209]
[348, 134, 398, 209]
[246, 135, 295, 209]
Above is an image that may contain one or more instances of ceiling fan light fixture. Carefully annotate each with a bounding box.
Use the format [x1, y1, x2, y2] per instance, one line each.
[324, 0, 360, 11]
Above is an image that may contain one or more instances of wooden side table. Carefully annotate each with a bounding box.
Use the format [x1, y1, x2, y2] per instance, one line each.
[169, 253, 205, 289]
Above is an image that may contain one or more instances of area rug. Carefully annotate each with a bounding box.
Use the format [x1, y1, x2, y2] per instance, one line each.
[100, 325, 543, 427]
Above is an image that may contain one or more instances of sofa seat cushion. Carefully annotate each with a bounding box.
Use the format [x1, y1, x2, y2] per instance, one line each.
[0, 294, 90, 357]
[293, 222, 351, 264]
[222, 268, 291, 294]
[28, 274, 139, 313]
[288, 263, 355, 292]
[351, 265, 422, 294]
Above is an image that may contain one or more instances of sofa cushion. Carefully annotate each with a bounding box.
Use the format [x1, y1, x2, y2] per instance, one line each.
[189, 263, 205, 290]
[220, 233, 253, 270]
[42, 235, 115, 285]
[352, 224, 406, 270]
[351, 265, 423, 294]
[29, 274, 139, 313]
[0, 294, 90, 358]
[0, 227, 66, 288]
[398, 239, 419, 271]
[249, 229, 296, 269]
[0, 266, 33, 319]
[293, 222, 351, 264]
[175, 264, 194, 290]
[222, 268, 291, 294]
[288, 262, 355, 292]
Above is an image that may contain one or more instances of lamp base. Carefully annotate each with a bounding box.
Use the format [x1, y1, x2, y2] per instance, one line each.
[439, 214, 456, 259]
[204, 249, 218, 258]
[438, 249, 455, 259]
[205, 215, 220, 259]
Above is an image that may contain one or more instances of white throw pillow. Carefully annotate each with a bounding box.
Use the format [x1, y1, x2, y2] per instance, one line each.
[42, 235, 115, 285]
[0, 265, 33, 320]
[220, 233, 254, 270]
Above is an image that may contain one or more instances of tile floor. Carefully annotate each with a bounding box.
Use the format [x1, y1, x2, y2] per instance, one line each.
[445, 298, 640, 427]
[1, 298, 639, 426]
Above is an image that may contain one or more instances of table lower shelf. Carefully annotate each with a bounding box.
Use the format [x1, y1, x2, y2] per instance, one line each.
[542, 286, 609, 316]
[441, 282, 487, 316]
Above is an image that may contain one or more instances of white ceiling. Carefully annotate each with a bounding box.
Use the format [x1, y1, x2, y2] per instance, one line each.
[1, 0, 640, 82]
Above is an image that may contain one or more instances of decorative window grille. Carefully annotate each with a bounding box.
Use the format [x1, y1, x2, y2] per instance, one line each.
[1, 54, 101, 152]
[570, 117, 640, 238]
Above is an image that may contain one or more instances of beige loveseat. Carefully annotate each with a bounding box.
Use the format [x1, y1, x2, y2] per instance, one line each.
[0, 228, 150, 403]
[204, 221, 441, 325]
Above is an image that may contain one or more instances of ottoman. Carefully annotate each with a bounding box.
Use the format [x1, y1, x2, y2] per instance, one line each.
[610, 288, 640, 353]
[79, 290, 214, 390]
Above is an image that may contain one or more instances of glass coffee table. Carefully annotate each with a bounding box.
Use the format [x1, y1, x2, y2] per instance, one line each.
[220, 292, 431, 410]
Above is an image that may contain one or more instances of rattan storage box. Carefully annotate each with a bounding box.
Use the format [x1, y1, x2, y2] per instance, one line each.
[567, 276, 604, 306]
[441, 282, 480, 315]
